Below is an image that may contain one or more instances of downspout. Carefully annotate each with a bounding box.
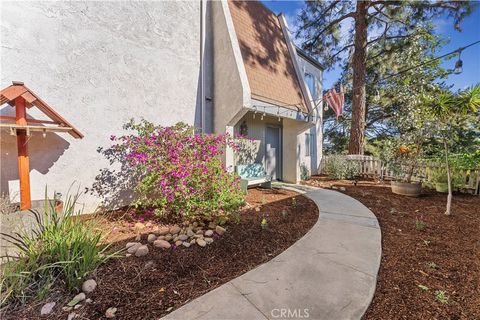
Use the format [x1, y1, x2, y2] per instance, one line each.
[200, 0, 206, 132]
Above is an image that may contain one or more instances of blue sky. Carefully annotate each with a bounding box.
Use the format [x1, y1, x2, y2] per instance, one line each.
[262, 1, 480, 91]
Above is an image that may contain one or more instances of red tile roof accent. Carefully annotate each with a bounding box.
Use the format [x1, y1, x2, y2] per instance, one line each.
[228, 0, 308, 113]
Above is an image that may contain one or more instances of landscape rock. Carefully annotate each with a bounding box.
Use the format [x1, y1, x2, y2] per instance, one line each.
[135, 245, 149, 257]
[175, 240, 183, 246]
[125, 242, 137, 249]
[135, 234, 141, 241]
[190, 239, 196, 244]
[105, 307, 117, 318]
[144, 260, 156, 269]
[74, 304, 82, 310]
[134, 222, 145, 230]
[208, 222, 216, 229]
[41, 302, 56, 315]
[81, 279, 97, 294]
[204, 237, 213, 244]
[165, 234, 173, 241]
[153, 239, 171, 249]
[215, 225, 226, 235]
[195, 229, 204, 234]
[157, 226, 170, 236]
[182, 241, 191, 248]
[193, 234, 204, 239]
[197, 239, 207, 247]
[169, 225, 181, 234]
[204, 230, 214, 237]
[178, 234, 189, 241]
[125, 253, 132, 257]
[67, 312, 77, 320]
[147, 234, 157, 243]
[127, 242, 142, 254]
[85, 298, 92, 303]
[186, 229, 195, 237]
[62, 306, 73, 312]
[68, 293, 86, 307]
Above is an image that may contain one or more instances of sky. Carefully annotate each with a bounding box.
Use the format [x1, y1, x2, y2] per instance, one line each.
[262, 0, 480, 91]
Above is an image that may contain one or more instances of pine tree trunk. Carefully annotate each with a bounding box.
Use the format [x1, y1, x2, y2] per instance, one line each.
[444, 138, 452, 215]
[348, 0, 368, 155]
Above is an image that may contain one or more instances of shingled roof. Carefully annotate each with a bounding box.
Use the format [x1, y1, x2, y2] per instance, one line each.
[228, 0, 308, 113]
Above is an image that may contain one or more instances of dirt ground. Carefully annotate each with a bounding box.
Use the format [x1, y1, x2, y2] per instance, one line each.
[305, 176, 480, 320]
[4, 187, 319, 320]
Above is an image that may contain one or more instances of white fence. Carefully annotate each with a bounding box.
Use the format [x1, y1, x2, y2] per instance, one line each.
[319, 155, 480, 195]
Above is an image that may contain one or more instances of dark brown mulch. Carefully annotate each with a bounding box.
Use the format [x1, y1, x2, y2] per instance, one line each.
[4, 188, 318, 320]
[305, 176, 480, 320]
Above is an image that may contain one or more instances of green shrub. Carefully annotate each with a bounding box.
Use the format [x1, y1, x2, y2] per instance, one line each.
[95, 120, 245, 222]
[300, 163, 311, 181]
[0, 192, 114, 306]
[324, 156, 360, 180]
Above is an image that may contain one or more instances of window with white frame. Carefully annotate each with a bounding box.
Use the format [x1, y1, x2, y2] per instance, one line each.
[305, 133, 315, 157]
[304, 73, 316, 99]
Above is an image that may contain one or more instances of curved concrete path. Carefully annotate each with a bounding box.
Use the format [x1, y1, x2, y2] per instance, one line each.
[163, 185, 381, 320]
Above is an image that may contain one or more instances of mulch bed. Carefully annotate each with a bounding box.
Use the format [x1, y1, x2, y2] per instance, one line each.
[4, 188, 318, 320]
[305, 176, 480, 320]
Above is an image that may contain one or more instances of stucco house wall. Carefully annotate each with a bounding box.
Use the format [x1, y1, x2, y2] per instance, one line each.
[295, 55, 323, 175]
[0, 1, 202, 212]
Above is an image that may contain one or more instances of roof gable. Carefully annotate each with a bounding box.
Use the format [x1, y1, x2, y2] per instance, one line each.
[228, 0, 308, 113]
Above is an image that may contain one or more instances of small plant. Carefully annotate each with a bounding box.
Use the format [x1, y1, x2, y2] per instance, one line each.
[0, 191, 115, 306]
[418, 284, 429, 291]
[300, 163, 311, 181]
[260, 218, 268, 230]
[291, 197, 297, 209]
[415, 218, 426, 231]
[427, 262, 439, 269]
[435, 290, 449, 304]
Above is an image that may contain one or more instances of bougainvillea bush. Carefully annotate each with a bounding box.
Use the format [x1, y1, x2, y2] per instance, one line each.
[98, 120, 245, 222]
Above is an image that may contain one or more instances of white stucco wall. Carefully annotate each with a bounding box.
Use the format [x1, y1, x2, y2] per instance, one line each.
[0, 1, 201, 212]
[296, 55, 323, 176]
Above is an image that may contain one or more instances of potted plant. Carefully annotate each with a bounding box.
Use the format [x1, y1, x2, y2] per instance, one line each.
[388, 144, 423, 197]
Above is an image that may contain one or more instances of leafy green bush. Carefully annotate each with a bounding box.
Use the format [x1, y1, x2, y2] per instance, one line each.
[0, 192, 113, 306]
[300, 163, 311, 181]
[96, 120, 245, 222]
[430, 167, 466, 188]
[324, 156, 360, 180]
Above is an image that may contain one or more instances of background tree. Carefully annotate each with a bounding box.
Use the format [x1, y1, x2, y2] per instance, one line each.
[424, 84, 480, 215]
[323, 31, 448, 154]
[297, 0, 476, 154]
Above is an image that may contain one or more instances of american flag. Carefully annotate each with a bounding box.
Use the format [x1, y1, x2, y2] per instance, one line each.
[324, 85, 344, 119]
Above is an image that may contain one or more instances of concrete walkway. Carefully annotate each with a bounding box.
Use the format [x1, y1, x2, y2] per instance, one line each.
[163, 185, 382, 320]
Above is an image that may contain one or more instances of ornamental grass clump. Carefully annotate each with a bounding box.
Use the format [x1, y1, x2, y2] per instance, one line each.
[0, 192, 112, 306]
[105, 120, 245, 222]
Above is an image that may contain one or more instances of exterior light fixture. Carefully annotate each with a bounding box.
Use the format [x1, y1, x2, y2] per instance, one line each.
[454, 50, 463, 74]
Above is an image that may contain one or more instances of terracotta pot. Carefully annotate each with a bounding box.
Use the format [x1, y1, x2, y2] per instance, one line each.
[435, 182, 448, 193]
[391, 181, 422, 197]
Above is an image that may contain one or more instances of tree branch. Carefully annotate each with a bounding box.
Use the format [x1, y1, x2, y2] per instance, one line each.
[308, 11, 357, 45]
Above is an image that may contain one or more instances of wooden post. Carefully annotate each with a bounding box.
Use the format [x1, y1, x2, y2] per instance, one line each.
[15, 97, 31, 210]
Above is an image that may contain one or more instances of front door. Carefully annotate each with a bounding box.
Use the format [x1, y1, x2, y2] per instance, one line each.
[265, 126, 281, 180]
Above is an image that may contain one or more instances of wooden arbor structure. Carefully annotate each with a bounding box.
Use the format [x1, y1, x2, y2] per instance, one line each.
[0, 81, 83, 210]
